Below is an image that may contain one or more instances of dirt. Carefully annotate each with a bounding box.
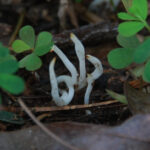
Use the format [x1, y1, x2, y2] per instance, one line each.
[0, 0, 132, 132]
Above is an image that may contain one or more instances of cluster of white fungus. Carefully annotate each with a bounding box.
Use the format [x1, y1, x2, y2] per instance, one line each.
[49, 33, 103, 106]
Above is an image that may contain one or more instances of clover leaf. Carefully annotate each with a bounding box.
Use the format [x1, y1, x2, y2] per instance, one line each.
[118, 21, 145, 37]
[0, 56, 18, 74]
[0, 43, 10, 57]
[12, 25, 53, 71]
[19, 53, 42, 71]
[108, 48, 134, 69]
[34, 32, 53, 56]
[143, 60, 150, 82]
[129, 0, 148, 20]
[117, 34, 140, 49]
[108, 34, 140, 69]
[133, 38, 150, 64]
[0, 43, 24, 94]
[118, 0, 149, 37]
[0, 74, 24, 94]
[19, 25, 35, 48]
[0, 44, 25, 124]
[108, 0, 150, 83]
[118, 12, 137, 20]
[12, 40, 31, 53]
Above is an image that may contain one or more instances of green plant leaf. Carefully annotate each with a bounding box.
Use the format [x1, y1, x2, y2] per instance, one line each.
[0, 43, 9, 57]
[143, 60, 150, 82]
[0, 74, 25, 94]
[133, 38, 150, 64]
[129, 0, 148, 20]
[0, 111, 24, 124]
[19, 53, 42, 71]
[34, 32, 53, 56]
[0, 56, 18, 73]
[19, 25, 35, 48]
[0, 95, 2, 105]
[12, 40, 31, 53]
[131, 65, 145, 77]
[117, 34, 140, 49]
[118, 21, 144, 37]
[106, 89, 128, 104]
[108, 48, 134, 69]
[118, 12, 137, 20]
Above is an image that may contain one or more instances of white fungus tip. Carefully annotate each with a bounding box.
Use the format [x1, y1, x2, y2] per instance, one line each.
[70, 33, 86, 89]
[52, 57, 56, 63]
[70, 33, 75, 39]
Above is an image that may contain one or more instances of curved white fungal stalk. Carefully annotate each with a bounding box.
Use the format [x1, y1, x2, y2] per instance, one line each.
[70, 33, 86, 89]
[49, 57, 75, 106]
[52, 45, 78, 84]
[57, 75, 74, 98]
[84, 55, 103, 104]
[49, 33, 104, 106]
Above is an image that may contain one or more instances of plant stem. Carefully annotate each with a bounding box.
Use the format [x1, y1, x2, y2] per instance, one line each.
[8, 9, 25, 46]
[121, 0, 132, 12]
[144, 21, 150, 32]
[139, 18, 150, 32]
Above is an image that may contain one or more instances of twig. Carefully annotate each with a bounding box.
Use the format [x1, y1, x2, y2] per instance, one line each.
[31, 100, 118, 112]
[18, 98, 81, 150]
[1, 100, 120, 113]
[8, 9, 26, 46]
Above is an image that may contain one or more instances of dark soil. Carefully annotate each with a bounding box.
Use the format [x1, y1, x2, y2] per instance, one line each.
[0, 0, 132, 131]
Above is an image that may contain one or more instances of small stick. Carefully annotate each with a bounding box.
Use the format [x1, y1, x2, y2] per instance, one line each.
[31, 100, 118, 112]
[1, 100, 120, 113]
[9, 9, 26, 46]
[18, 98, 81, 150]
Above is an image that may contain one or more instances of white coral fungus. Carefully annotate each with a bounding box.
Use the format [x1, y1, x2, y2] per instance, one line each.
[49, 33, 103, 106]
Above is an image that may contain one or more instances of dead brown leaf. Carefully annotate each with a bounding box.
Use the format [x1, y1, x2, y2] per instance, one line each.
[124, 82, 150, 114]
[0, 114, 150, 150]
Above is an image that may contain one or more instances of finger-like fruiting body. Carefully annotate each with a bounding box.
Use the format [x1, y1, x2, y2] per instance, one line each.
[52, 45, 78, 84]
[84, 55, 103, 104]
[49, 58, 74, 106]
[70, 33, 86, 89]
[49, 34, 103, 106]
[84, 74, 93, 104]
[57, 75, 74, 104]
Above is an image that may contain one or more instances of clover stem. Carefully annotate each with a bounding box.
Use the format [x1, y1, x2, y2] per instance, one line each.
[137, 16, 150, 32]
[143, 21, 150, 32]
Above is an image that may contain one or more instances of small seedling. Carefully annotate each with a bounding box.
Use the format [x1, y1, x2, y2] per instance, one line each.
[12, 25, 53, 71]
[106, 89, 127, 104]
[108, 0, 150, 82]
[0, 43, 25, 124]
[0, 43, 24, 95]
[118, 0, 149, 36]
